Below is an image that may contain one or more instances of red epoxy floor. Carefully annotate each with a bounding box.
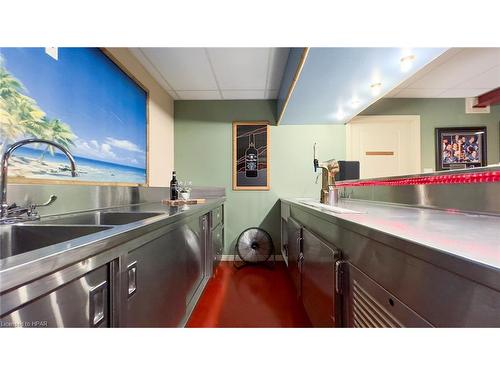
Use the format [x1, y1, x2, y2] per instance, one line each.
[187, 261, 311, 328]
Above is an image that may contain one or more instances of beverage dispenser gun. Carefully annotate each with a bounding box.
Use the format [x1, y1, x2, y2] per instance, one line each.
[313, 143, 340, 205]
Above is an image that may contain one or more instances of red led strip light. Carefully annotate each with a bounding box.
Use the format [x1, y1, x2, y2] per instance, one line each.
[336, 171, 500, 188]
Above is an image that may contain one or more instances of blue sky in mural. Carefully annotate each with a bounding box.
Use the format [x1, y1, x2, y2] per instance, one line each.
[0, 48, 147, 170]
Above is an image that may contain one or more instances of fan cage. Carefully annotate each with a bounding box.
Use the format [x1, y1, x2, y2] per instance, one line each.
[235, 227, 274, 264]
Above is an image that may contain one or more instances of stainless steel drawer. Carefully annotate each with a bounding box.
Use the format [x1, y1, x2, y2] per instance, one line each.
[211, 205, 223, 229]
[0, 263, 110, 328]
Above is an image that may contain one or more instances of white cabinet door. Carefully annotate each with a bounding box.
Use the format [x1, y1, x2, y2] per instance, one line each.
[347, 115, 421, 179]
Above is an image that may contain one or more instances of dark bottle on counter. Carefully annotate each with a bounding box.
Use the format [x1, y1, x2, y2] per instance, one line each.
[245, 134, 258, 178]
[170, 170, 178, 200]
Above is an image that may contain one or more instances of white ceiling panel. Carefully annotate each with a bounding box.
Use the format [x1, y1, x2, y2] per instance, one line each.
[131, 47, 290, 100]
[140, 48, 218, 91]
[455, 65, 500, 89]
[437, 88, 492, 98]
[384, 47, 500, 98]
[267, 48, 290, 90]
[222, 90, 266, 100]
[208, 48, 270, 90]
[130, 48, 175, 93]
[410, 49, 499, 89]
[394, 88, 446, 98]
[176, 90, 222, 100]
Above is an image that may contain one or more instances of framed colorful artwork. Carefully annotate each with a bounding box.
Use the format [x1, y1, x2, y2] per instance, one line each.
[232, 121, 270, 190]
[435, 126, 487, 170]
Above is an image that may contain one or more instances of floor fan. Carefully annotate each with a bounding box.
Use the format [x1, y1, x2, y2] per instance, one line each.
[233, 227, 275, 269]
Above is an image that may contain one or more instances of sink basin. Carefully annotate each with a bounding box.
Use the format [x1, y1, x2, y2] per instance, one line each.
[298, 200, 364, 214]
[42, 211, 163, 226]
[0, 225, 111, 260]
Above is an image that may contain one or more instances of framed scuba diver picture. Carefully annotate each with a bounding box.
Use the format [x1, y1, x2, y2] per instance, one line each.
[232, 121, 270, 190]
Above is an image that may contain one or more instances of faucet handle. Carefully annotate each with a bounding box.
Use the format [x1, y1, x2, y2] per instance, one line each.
[27, 195, 57, 219]
[30, 194, 57, 209]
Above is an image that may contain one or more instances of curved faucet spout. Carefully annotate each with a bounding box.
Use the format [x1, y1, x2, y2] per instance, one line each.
[1, 138, 78, 220]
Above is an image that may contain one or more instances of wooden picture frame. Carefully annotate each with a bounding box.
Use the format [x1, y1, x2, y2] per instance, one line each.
[435, 126, 487, 171]
[232, 121, 270, 191]
[1, 47, 149, 187]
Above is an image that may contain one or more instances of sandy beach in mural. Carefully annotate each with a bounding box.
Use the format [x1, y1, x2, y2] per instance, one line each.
[7, 152, 146, 183]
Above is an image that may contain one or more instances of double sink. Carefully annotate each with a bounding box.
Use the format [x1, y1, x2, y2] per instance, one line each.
[0, 211, 164, 260]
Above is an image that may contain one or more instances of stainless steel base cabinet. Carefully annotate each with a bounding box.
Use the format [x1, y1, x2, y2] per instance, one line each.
[210, 205, 224, 275]
[280, 218, 288, 266]
[301, 228, 341, 327]
[0, 264, 111, 328]
[345, 263, 433, 328]
[185, 215, 208, 306]
[286, 217, 302, 298]
[125, 230, 187, 327]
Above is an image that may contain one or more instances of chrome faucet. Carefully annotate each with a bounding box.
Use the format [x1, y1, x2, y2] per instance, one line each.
[1, 138, 78, 224]
[313, 143, 340, 205]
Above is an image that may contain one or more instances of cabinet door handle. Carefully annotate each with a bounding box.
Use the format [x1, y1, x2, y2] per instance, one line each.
[127, 261, 137, 298]
[298, 252, 304, 274]
[335, 260, 347, 295]
[296, 235, 302, 251]
[89, 280, 107, 327]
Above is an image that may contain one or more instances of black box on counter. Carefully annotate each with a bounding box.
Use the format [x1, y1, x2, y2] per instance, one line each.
[337, 161, 360, 181]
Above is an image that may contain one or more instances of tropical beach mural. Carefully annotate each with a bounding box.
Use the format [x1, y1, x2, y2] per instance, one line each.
[0, 48, 147, 184]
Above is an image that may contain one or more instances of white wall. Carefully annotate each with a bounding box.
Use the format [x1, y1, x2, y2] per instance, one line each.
[106, 48, 174, 187]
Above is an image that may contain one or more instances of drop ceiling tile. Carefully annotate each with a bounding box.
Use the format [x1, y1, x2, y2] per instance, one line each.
[410, 48, 500, 89]
[141, 48, 218, 91]
[395, 88, 446, 98]
[130, 48, 174, 92]
[221, 90, 265, 100]
[267, 48, 290, 90]
[455, 65, 500, 89]
[438, 88, 492, 98]
[177, 91, 222, 100]
[208, 48, 270, 90]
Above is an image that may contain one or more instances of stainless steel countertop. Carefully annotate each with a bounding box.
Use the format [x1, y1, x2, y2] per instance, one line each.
[283, 198, 500, 288]
[0, 198, 225, 292]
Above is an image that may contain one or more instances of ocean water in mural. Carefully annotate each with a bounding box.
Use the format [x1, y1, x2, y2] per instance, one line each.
[0, 48, 147, 184]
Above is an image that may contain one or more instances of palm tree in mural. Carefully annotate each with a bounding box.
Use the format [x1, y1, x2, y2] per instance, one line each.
[1, 56, 76, 159]
[0, 63, 27, 147]
[0, 58, 24, 97]
[37, 118, 75, 161]
[0, 59, 46, 149]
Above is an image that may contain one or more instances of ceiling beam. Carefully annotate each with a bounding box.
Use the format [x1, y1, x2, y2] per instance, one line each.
[473, 87, 500, 108]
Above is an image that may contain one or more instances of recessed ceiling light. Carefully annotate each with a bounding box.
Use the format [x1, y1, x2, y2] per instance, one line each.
[400, 54, 416, 72]
[370, 82, 382, 96]
[336, 109, 345, 121]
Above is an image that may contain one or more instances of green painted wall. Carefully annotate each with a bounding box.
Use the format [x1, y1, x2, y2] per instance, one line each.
[360, 98, 500, 170]
[174, 100, 346, 254]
